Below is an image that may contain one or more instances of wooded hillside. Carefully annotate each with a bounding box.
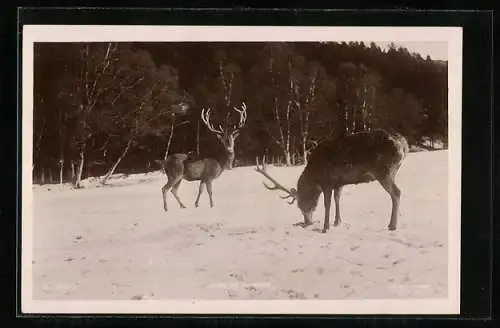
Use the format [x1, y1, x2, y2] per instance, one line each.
[33, 41, 448, 186]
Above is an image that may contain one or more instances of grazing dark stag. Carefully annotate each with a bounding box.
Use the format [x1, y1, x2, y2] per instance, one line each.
[255, 129, 409, 232]
[161, 103, 248, 211]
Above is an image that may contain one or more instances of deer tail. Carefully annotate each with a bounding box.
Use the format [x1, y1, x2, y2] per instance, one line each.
[385, 129, 410, 158]
[391, 132, 410, 158]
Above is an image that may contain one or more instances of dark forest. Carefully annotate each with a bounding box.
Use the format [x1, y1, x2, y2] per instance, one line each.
[32, 41, 448, 187]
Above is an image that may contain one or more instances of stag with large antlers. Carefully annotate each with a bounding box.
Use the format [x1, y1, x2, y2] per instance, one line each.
[160, 102, 248, 211]
[255, 129, 409, 232]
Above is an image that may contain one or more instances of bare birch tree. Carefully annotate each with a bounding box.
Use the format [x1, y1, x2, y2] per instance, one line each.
[252, 43, 298, 166]
[288, 57, 336, 165]
[57, 42, 120, 188]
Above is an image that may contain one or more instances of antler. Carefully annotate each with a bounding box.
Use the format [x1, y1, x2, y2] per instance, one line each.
[255, 156, 297, 205]
[230, 102, 247, 137]
[201, 106, 224, 135]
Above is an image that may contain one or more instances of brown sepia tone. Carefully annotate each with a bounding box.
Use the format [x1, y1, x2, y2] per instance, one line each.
[27, 34, 453, 308]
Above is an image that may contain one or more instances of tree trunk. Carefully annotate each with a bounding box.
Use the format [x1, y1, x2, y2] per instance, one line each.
[101, 139, 132, 185]
[279, 138, 292, 166]
[58, 108, 66, 185]
[59, 160, 64, 185]
[344, 105, 349, 135]
[302, 138, 308, 166]
[74, 150, 86, 188]
[164, 117, 175, 160]
[301, 110, 311, 166]
[351, 106, 356, 133]
[362, 98, 367, 131]
[71, 160, 76, 183]
[285, 101, 291, 166]
[284, 151, 291, 166]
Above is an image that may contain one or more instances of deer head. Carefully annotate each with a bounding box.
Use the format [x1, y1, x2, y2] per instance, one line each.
[200, 102, 247, 153]
[255, 156, 321, 226]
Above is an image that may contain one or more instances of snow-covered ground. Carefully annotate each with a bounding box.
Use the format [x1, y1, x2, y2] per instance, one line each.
[29, 150, 449, 301]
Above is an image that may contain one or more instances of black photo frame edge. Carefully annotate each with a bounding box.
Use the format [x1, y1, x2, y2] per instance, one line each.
[4, 6, 495, 326]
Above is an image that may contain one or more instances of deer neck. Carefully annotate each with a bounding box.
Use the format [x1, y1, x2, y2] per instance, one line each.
[296, 171, 322, 214]
[216, 134, 236, 170]
[219, 147, 235, 170]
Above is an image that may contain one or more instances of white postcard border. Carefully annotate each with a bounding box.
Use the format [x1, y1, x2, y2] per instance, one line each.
[21, 25, 462, 315]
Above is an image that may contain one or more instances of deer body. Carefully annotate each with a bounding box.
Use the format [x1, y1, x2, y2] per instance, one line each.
[256, 129, 409, 232]
[161, 103, 247, 211]
[165, 153, 231, 182]
[182, 158, 225, 182]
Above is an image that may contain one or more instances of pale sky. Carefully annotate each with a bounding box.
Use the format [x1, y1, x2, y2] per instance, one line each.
[375, 41, 448, 61]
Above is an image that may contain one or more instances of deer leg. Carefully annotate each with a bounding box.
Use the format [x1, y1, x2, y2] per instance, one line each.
[161, 177, 178, 212]
[322, 186, 333, 233]
[333, 186, 343, 226]
[171, 179, 186, 209]
[195, 181, 205, 208]
[206, 180, 214, 208]
[378, 176, 401, 231]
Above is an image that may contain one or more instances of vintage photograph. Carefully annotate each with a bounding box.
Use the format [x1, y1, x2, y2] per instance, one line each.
[22, 25, 462, 314]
